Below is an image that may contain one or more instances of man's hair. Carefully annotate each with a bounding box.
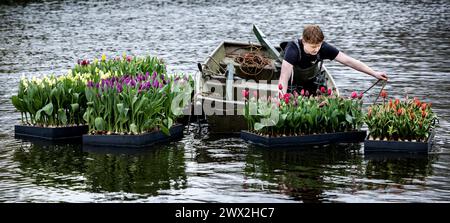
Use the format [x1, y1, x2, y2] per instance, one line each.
[302, 25, 324, 44]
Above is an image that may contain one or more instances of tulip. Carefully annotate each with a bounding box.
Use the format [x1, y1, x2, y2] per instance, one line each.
[395, 99, 400, 106]
[422, 110, 427, 118]
[126, 56, 132, 62]
[242, 89, 249, 99]
[327, 88, 332, 96]
[410, 112, 415, 120]
[300, 89, 305, 96]
[421, 103, 427, 111]
[278, 83, 283, 90]
[358, 92, 363, 99]
[305, 90, 309, 97]
[293, 90, 299, 98]
[351, 91, 358, 99]
[101, 53, 106, 62]
[320, 86, 326, 93]
[380, 90, 387, 99]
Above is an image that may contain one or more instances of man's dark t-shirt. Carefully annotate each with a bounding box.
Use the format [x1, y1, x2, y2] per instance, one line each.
[283, 40, 340, 69]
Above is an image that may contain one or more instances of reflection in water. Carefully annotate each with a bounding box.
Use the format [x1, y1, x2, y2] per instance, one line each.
[13, 141, 86, 188]
[244, 144, 438, 202]
[13, 142, 187, 195]
[364, 153, 436, 186]
[244, 144, 364, 203]
[84, 145, 187, 195]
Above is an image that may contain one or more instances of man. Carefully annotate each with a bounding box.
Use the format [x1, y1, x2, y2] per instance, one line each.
[278, 25, 388, 95]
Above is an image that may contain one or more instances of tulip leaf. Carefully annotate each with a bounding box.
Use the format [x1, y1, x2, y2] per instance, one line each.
[58, 108, 67, 125]
[42, 102, 53, 116]
[130, 123, 139, 134]
[71, 103, 79, 112]
[94, 117, 106, 131]
[160, 125, 170, 136]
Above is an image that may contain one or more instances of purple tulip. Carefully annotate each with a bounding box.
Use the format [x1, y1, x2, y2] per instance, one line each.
[87, 80, 94, 88]
[152, 80, 159, 88]
[116, 84, 123, 93]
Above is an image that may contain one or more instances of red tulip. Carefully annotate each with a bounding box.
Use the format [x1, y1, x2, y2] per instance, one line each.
[358, 92, 364, 99]
[380, 90, 387, 99]
[395, 99, 400, 106]
[422, 110, 427, 118]
[421, 103, 427, 111]
[327, 88, 332, 96]
[278, 83, 283, 90]
[351, 91, 358, 99]
[397, 108, 403, 116]
[320, 86, 326, 93]
[283, 93, 291, 104]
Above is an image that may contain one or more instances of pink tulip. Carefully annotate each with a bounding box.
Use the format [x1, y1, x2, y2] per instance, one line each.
[351, 91, 358, 99]
[242, 89, 249, 99]
[278, 83, 283, 90]
[300, 89, 305, 96]
[327, 88, 332, 96]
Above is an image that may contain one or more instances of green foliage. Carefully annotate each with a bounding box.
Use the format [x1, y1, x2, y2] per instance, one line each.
[243, 92, 364, 136]
[366, 97, 438, 141]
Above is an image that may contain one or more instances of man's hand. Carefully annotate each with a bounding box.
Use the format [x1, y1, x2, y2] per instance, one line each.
[373, 71, 388, 81]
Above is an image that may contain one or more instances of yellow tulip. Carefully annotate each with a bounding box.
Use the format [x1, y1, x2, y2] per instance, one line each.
[102, 53, 106, 62]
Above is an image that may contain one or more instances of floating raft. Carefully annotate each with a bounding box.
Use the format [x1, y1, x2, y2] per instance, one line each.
[15, 125, 88, 141]
[364, 129, 435, 153]
[82, 124, 184, 148]
[241, 130, 367, 147]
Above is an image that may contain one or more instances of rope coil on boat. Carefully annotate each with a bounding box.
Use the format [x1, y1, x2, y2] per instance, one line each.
[232, 46, 272, 79]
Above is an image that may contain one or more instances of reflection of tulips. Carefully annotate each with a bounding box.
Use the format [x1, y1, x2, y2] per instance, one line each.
[366, 92, 438, 141]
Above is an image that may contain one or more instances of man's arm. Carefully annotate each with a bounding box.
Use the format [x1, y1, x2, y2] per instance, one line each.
[335, 52, 388, 81]
[278, 60, 293, 94]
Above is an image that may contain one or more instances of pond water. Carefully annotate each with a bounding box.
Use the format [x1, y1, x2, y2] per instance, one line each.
[0, 0, 449, 202]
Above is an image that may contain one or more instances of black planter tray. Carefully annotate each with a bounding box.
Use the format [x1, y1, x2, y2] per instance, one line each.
[240, 130, 367, 147]
[82, 124, 184, 148]
[364, 129, 435, 153]
[15, 125, 88, 141]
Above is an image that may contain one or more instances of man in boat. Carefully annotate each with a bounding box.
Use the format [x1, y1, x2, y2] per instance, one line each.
[278, 25, 388, 95]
